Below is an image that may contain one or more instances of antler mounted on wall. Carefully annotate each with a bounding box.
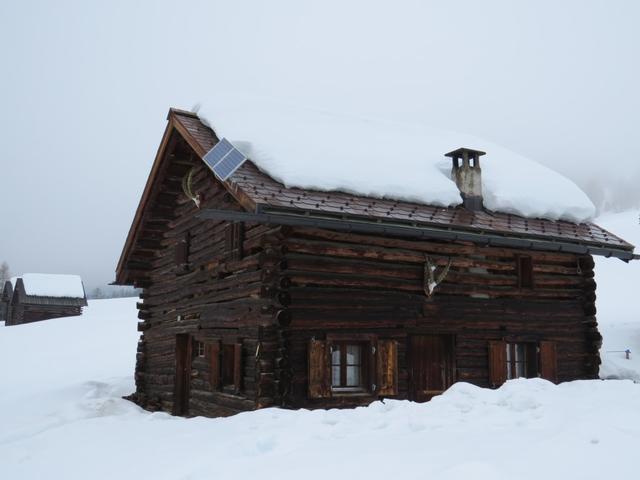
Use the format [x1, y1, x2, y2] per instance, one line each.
[423, 255, 452, 297]
[182, 167, 201, 208]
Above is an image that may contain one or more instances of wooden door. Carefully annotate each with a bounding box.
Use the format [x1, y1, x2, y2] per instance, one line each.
[410, 335, 455, 402]
[174, 334, 192, 415]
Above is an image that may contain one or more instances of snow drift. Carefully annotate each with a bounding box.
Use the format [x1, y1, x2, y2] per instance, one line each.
[198, 98, 596, 223]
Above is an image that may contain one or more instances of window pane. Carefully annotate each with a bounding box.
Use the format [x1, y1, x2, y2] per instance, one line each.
[346, 365, 361, 387]
[346, 344, 361, 365]
[332, 366, 341, 387]
[506, 343, 512, 380]
[332, 347, 341, 365]
[515, 344, 524, 363]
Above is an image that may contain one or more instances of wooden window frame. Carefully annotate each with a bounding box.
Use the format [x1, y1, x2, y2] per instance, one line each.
[220, 341, 242, 394]
[330, 341, 369, 393]
[308, 334, 399, 399]
[505, 342, 538, 380]
[489, 339, 558, 387]
[193, 340, 206, 358]
[516, 255, 534, 289]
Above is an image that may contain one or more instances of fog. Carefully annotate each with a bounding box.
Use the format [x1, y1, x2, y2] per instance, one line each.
[1, 0, 639, 290]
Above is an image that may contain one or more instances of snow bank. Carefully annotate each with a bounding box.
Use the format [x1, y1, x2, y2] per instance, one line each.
[10, 273, 86, 298]
[595, 210, 640, 380]
[198, 98, 596, 222]
[2, 296, 640, 479]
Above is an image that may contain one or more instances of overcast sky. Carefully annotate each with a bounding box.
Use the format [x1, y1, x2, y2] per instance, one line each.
[1, 0, 639, 290]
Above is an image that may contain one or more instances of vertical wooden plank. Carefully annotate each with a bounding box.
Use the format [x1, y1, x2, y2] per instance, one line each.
[175, 232, 190, 266]
[540, 341, 558, 383]
[488, 340, 507, 387]
[174, 334, 192, 415]
[376, 339, 398, 396]
[224, 223, 233, 257]
[233, 222, 245, 260]
[308, 339, 330, 398]
[233, 343, 242, 393]
[208, 341, 220, 391]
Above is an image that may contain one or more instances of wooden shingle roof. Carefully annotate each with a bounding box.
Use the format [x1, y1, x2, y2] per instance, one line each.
[172, 110, 633, 254]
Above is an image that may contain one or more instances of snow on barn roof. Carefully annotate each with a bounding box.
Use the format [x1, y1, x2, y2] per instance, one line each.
[10, 274, 86, 299]
[198, 100, 596, 223]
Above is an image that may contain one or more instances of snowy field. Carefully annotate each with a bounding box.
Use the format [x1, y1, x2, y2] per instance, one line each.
[1, 212, 639, 480]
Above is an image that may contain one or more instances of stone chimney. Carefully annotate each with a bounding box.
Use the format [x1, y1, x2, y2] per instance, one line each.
[445, 147, 486, 211]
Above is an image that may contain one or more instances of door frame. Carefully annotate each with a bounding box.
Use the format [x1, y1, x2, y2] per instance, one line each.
[173, 333, 192, 415]
[408, 333, 456, 402]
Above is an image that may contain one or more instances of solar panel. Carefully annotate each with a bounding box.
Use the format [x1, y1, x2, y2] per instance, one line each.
[203, 138, 233, 171]
[202, 137, 247, 181]
[213, 148, 246, 180]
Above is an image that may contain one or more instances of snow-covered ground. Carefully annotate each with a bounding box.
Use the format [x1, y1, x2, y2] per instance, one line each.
[595, 209, 640, 380]
[1, 211, 638, 480]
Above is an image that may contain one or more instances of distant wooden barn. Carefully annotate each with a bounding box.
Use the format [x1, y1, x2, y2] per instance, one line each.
[0, 281, 12, 323]
[1, 274, 87, 326]
[115, 108, 636, 417]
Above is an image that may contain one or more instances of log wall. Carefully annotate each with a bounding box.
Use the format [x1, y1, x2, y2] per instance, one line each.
[131, 135, 285, 417]
[6, 304, 83, 326]
[270, 227, 600, 409]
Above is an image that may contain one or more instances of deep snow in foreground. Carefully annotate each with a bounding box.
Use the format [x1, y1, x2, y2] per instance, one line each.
[199, 98, 596, 222]
[2, 267, 640, 480]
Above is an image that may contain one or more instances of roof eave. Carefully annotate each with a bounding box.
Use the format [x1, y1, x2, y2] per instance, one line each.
[199, 207, 636, 261]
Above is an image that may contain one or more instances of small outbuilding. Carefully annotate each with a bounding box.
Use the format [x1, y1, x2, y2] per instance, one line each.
[2, 274, 88, 326]
[0, 281, 12, 323]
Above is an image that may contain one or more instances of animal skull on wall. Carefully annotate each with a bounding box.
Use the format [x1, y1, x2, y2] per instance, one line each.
[182, 167, 201, 208]
[424, 255, 452, 297]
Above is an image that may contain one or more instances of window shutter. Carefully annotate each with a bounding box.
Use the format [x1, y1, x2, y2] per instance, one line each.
[488, 340, 507, 387]
[224, 222, 244, 260]
[175, 232, 190, 267]
[376, 339, 398, 396]
[539, 341, 558, 383]
[208, 341, 220, 391]
[308, 339, 331, 398]
[233, 343, 242, 393]
[517, 255, 534, 289]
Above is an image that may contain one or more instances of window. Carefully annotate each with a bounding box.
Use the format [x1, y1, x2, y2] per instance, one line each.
[308, 337, 398, 399]
[331, 343, 366, 392]
[193, 340, 206, 358]
[517, 255, 534, 288]
[489, 340, 557, 387]
[505, 342, 537, 379]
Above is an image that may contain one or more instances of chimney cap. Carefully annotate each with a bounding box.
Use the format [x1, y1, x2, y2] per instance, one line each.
[445, 147, 486, 158]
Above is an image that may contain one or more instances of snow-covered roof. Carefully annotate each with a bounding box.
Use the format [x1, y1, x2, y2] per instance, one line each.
[10, 274, 86, 299]
[198, 100, 596, 223]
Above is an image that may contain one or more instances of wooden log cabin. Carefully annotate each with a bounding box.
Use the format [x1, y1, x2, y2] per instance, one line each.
[2, 274, 88, 326]
[115, 108, 636, 417]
